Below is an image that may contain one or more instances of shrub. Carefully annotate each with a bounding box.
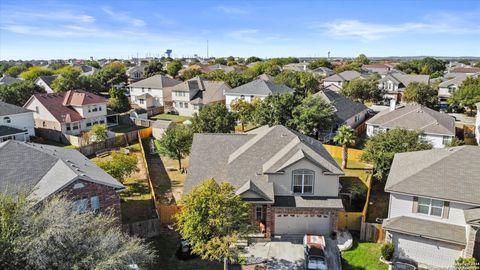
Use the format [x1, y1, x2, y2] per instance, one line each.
[381, 242, 394, 261]
[455, 257, 477, 270]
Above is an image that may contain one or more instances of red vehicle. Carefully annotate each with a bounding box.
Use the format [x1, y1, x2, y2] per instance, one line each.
[303, 235, 328, 270]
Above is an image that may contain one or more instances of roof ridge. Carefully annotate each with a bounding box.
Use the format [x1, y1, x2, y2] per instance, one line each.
[380, 105, 419, 125]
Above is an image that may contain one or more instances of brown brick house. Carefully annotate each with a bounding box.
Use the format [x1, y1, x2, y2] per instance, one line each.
[0, 140, 124, 218]
[185, 125, 344, 237]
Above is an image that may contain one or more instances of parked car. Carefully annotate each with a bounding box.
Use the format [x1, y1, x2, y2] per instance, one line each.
[303, 235, 328, 270]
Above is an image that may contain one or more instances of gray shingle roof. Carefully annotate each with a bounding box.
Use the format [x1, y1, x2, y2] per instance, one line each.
[0, 140, 124, 203]
[314, 90, 368, 124]
[172, 77, 228, 104]
[36, 75, 59, 87]
[184, 125, 343, 202]
[225, 79, 294, 96]
[385, 146, 480, 205]
[366, 104, 455, 136]
[380, 73, 430, 87]
[0, 75, 21, 85]
[0, 101, 32, 116]
[0, 126, 26, 137]
[323, 71, 363, 82]
[128, 74, 181, 89]
[274, 196, 344, 209]
[383, 216, 466, 245]
[464, 208, 480, 226]
[152, 119, 176, 129]
[438, 74, 470, 87]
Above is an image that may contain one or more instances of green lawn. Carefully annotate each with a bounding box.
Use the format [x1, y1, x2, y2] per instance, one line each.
[334, 157, 372, 185]
[342, 241, 388, 270]
[150, 113, 191, 123]
[35, 138, 78, 149]
[109, 124, 145, 134]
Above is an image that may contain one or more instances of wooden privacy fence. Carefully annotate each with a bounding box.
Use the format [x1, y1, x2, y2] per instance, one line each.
[138, 127, 153, 139]
[138, 131, 157, 201]
[323, 145, 364, 161]
[123, 218, 161, 238]
[158, 204, 182, 224]
[360, 222, 385, 243]
[337, 212, 363, 231]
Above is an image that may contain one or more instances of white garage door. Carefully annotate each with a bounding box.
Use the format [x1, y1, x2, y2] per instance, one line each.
[275, 213, 331, 235]
[392, 233, 463, 268]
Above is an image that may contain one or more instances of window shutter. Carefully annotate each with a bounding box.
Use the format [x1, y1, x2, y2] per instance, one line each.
[442, 201, 450, 219]
[412, 196, 418, 213]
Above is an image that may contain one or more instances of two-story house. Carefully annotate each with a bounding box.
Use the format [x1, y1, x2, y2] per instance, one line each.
[224, 78, 294, 110]
[171, 76, 229, 116]
[438, 74, 475, 109]
[24, 90, 108, 141]
[185, 125, 345, 237]
[126, 65, 146, 83]
[0, 101, 35, 142]
[366, 103, 455, 148]
[383, 146, 480, 268]
[0, 140, 124, 218]
[322, 70, 364, 89]
[128, 74, 182, 109]
[379, 73, 430, 101]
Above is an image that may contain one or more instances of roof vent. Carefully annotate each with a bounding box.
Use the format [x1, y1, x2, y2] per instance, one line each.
[80, 173, 87, 177]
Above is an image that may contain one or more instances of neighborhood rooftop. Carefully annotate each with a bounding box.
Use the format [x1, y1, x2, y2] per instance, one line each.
[128, 74, 181, 88]
[225, 78, 294, 96]
[0, 100, 32, 116]
[314, 90, 368, 124]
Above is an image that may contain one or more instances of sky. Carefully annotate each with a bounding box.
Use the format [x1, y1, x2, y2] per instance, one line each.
[0, 0, 479, 60]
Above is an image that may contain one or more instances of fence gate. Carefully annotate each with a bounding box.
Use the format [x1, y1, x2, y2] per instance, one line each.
[360, 222, 385, 243]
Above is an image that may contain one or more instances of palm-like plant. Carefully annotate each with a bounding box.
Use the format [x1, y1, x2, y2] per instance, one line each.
[333, 125, 356, 169]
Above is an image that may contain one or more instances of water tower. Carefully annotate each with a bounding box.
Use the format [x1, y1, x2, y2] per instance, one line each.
[165, 49, 172, 58]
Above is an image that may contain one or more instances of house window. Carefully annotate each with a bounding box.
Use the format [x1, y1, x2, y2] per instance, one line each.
[3, 117, 11, 124]
[148, 88, 151, 92]
[240, 95, 245, 100]
[35, 106, 39, 113]
[184, 102, 188, 109]
[139, 99, 145, 105]
[417, 197, 443, 217]
[72, 123, 79, 130]
[141, 87, 145, 93]
[66, 123, 71, 131]
[292, 169, 314, 194]
[98, 106, 102, 111]
[100, 120, 105, 124]
[86, 122, 92, 127]
[92, 105, 98, 112]
[88, 106, 91, 112]
[73, 198, 89, 213]
[91, 196, 100, 212]
[442, 136, 451, 145]
[73, 183, 85, 189]
[255, 205, 264, 221]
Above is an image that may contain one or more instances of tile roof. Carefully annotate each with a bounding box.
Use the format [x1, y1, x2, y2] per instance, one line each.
[366, 104, 455, 135]
[0, 101, 32, 116]
[0, 140, 124, 203]
[128, 74, 182, 89]
[314, 90, 368, 124]
[184, 125, 343, 201]
[225, 78, 294, 96]
[383, 216, 466, 245]
[385, 146, 480, 205]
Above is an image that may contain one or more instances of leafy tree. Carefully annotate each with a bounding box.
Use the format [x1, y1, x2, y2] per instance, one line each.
[94, 61, 127, 91]
[446, 137, 464, 147]
[230, 98, 258, 131]
[396, 57, 445, 78]
[455, 257, 477, 270]
[90, 124, 109, 142]
[166, 60, 183, 77]
[449, 76, 480, 113]
[341, 75, 383, 103]
[289, 95, 335, 139]
[474, 62, 480, 68]
[156, 126, 193, 170]
[213, 58, 227, 65]
[245, 56, 262, 65]
[403, 82, 438, 108]
[270, 57, 299, 66]
[246, 61, 281, 77]
[143, 60, 164, 78]
[191, 103, 237, 133]
[0, 80, 44, 106]
[333, 125, 356, 169]
[223, 72, 253, 88]
[226, 56, 235, 62]
[458, 59, 470, 65]
[334, 61, 362, 73]
[51, 66, 82, 92]
[181, 68, 203, 80]
[355, 54, 370, 64]
[176, 179, 251, 270]
[4, 65, 27, 77]
[108, 87, 130, 113]
[308, 58, 334, 70]
[20, 66, 54, 81]
[49, 63, 67, 70]
[0, 63, 13, 76]
[202, 70, 226, 81]
[77, 75, 103, 93]
[95, 152, 138, 182]
[361, 129, 432, 180]
[274, 70, 320, 97]
[0, 194, 155, 270]
[227, 60, 237, 66]
[83, 60, 101, 69]
[255, 93, 300, 127]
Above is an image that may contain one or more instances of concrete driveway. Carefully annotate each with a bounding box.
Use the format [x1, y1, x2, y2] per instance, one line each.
[242, 236, 341, 270]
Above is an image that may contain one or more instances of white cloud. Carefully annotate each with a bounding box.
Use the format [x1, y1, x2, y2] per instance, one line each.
[216, 5, 249, 15]
[101, 7, 146, 27]
[228, 29, 261, 43]
[1, 10, 95, 24]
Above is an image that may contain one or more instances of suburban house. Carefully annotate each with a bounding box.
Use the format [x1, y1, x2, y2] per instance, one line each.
[311, 67, 335, 77]
[0, 101, 35, 142]
[361, 64, 391, 75]
[476, 102, 480, 145]
[24, 90, 108, 141]
[322, 70, 364, 89]
[438, 74, 472, 108]
[448, 67, 480, 76]
[283, 62, 311, 72]
[0, 140, 124, 217]
[35, 75, 59, 93]
[171, 76, 229, 116]
[128, 74, 182, 109]
[0, 75, 20, 85]
[224, 78, 294, 110]
[185, 125, 345, 237]
[383, 146, 480, 268]
[366, 103, 455, 148]
[126, 65, 145, 83]
[313, 90, 369, 141]
[379, 73, 430, 101]
[72, 64, 98, 76]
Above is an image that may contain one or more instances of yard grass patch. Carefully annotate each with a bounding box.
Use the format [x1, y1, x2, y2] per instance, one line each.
[150, 113, 191, 123]
[342, 241, 388, 270]
[334, 157, 372, 186]
[109, 124, 145, 134]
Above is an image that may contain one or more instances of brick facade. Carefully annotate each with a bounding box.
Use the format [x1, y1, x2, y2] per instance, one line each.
[62, 179, 121, 220]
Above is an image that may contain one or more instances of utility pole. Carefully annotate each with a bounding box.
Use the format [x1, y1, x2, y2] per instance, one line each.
[206, 40, 209, 59]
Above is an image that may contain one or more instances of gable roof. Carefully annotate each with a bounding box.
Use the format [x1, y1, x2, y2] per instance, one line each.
[152, 119, 176, 129]
[380, 73, 430, 87]
[35, 75, 59, 87]
[449, 67, 480, 74]
[225, 78, 294, 96]
[0, 101, 32, 116]
[385, 146, 480, 205]
[185, 125, 343, 202]
[0, 140, 124, 203]
[128, 74, 181, 89]
[314, 90, 368, 124]
[0, 75, 21, 85]
[438, 74, 470, 88]
[62, 90, 107, 106]
[366, 104, 455, 135]
[172, 77, 228, 104]
[323, 70, 363, 82]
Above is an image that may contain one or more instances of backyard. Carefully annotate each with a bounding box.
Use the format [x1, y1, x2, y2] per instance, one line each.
[341, 238, 388, 270]
[109, 124, 145, 134]
[150, 113, 191, 124]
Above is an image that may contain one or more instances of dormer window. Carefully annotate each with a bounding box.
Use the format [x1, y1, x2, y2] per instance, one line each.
[292, 169, 314, 194]
[3, 117, 11, 124]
